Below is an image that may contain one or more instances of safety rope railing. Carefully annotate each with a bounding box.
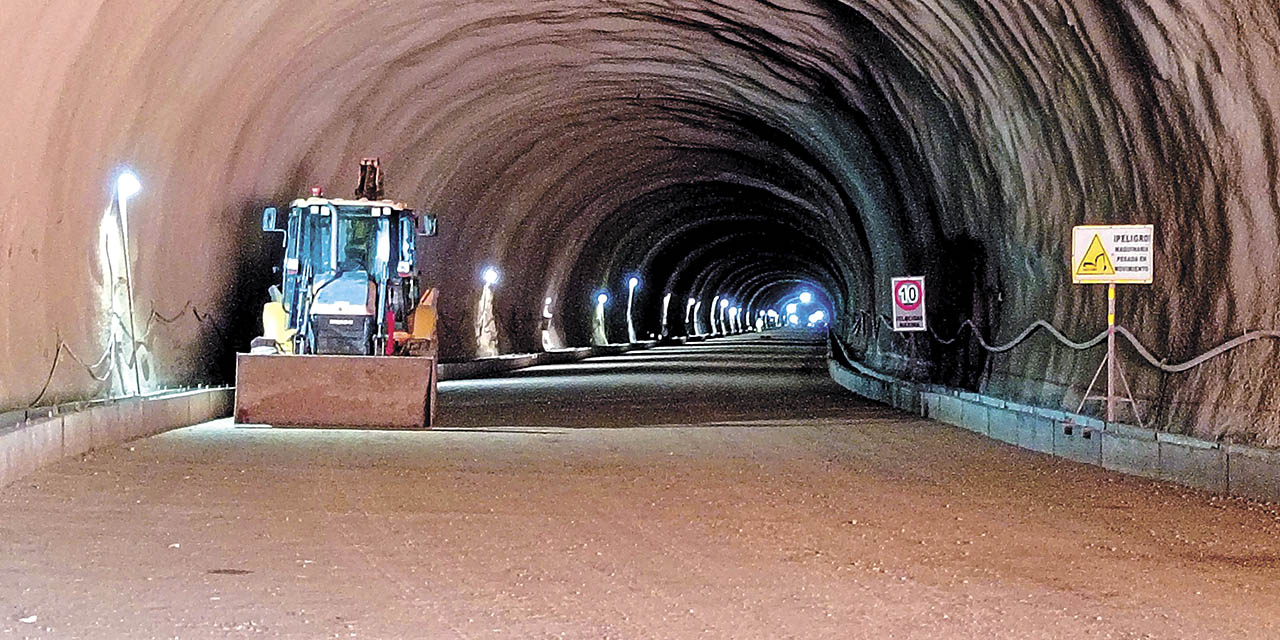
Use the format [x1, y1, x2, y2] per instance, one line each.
[844, 308, 1280, 374]
[1114, 326, 1280, 373]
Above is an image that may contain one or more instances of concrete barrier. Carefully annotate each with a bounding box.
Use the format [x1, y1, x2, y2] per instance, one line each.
[439, 354, 539, 380]
[1018, 414, 1056, 454]
[438, 343, 657, 381]
[1101, 425, 1161, 480]
[537, 348, 595, 365]
[1226, 444, 1280, 502]
[961, 402, 991, 436]
[988, 410, 1020, 445]
[828, 358, 1280, 503]
[587, 344, 632, 357]
[0, 388, 234, 489]
[0, 415, 62, 484]
[1054, 422, 1103, 466]
[1158, 433, 1226, 493]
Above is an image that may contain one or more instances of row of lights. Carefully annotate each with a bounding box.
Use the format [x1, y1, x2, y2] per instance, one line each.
[121, 171, 821, 360]
[479, 268, 792, 341]
[781, 290, 830, 328]
[115, 166, 822, 372]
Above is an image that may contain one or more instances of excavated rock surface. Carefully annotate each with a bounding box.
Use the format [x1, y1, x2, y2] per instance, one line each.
[3, 1, 1279, 441]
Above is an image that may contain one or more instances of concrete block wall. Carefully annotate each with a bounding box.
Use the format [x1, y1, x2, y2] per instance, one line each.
[0, 388, 233, 489]
[1226, 445, 1280, 502]
[830, 359, 1280, 503]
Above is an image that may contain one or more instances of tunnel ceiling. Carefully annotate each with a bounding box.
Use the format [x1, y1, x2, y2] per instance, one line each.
[7, 1, 1280, 442]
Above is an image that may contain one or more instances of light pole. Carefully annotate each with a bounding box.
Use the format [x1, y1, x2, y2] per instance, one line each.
[719, 298, 729, 335]
[685, 297, 696, 335]
[477, 266, 500, 357]
[594, 292, 610, 345]
[660, 292, 672, 338]
[116, 170, 143, 396]
[541, 296, 554, 351]
[693, 300, 703, 335]
[626, 277, 640, 343]
[710, 295, 722, 334]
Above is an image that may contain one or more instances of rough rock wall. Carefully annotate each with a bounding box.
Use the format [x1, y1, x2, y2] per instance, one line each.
[839, 1, 1280, 444]
[3, 1, 1279, 443]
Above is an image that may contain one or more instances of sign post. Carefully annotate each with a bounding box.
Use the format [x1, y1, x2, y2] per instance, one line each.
[891, 277, 927, 332]
[1071, 224, 1154, 425]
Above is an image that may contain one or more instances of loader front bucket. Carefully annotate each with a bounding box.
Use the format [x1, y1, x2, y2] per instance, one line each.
[234, 354, 437, 429]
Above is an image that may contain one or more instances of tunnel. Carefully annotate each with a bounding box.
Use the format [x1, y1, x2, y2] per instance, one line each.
[11, 1, 1280, 444]
[8, 2, 1280, 635]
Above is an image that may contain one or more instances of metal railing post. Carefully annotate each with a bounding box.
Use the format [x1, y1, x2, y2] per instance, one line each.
[1106, 283, 1116, 424]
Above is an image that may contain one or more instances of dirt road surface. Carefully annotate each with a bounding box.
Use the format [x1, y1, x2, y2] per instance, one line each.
[3, 331, 1280, 638]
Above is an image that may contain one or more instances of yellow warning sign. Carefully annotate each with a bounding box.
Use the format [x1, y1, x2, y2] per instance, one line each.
[1075, 234, 1115, 276]
[1072, 224, 1154, 284]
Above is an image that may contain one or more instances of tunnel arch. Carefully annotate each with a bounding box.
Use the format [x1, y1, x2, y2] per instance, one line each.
[7, 0, 1280, 443]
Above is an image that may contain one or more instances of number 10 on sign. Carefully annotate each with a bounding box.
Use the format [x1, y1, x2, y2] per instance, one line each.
[892, 277, 927, 332]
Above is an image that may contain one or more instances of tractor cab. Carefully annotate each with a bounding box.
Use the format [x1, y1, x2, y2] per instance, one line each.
[260, 196, 438, 356]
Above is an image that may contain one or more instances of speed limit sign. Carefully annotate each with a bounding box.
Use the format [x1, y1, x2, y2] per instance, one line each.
[891, 277, 927, 332]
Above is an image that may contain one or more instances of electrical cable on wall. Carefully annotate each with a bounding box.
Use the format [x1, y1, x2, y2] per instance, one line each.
[24, 300, 224, 410]
[25, 338, 116, 408]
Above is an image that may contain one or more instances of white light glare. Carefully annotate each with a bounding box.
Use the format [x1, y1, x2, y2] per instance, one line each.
[786, 303, 798, 315]
[799, 291, 813, 304]
[628, 277, 640, 289]
[117, 171, 142, 199]
[789, 314, 800, 325]
[597, 293, 609, 305]
[719, 299, 729, 309]
[482, 266, 500, 286]
[808, 310, 826, 323]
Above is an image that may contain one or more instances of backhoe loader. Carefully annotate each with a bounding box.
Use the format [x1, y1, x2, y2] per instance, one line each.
[234, 159, 440, 428]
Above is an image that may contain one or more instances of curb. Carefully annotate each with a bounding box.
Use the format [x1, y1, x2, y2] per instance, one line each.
[2, 342, 668, 489]
[1, 388, 234, 489]
[828, 358, 1276, 503]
